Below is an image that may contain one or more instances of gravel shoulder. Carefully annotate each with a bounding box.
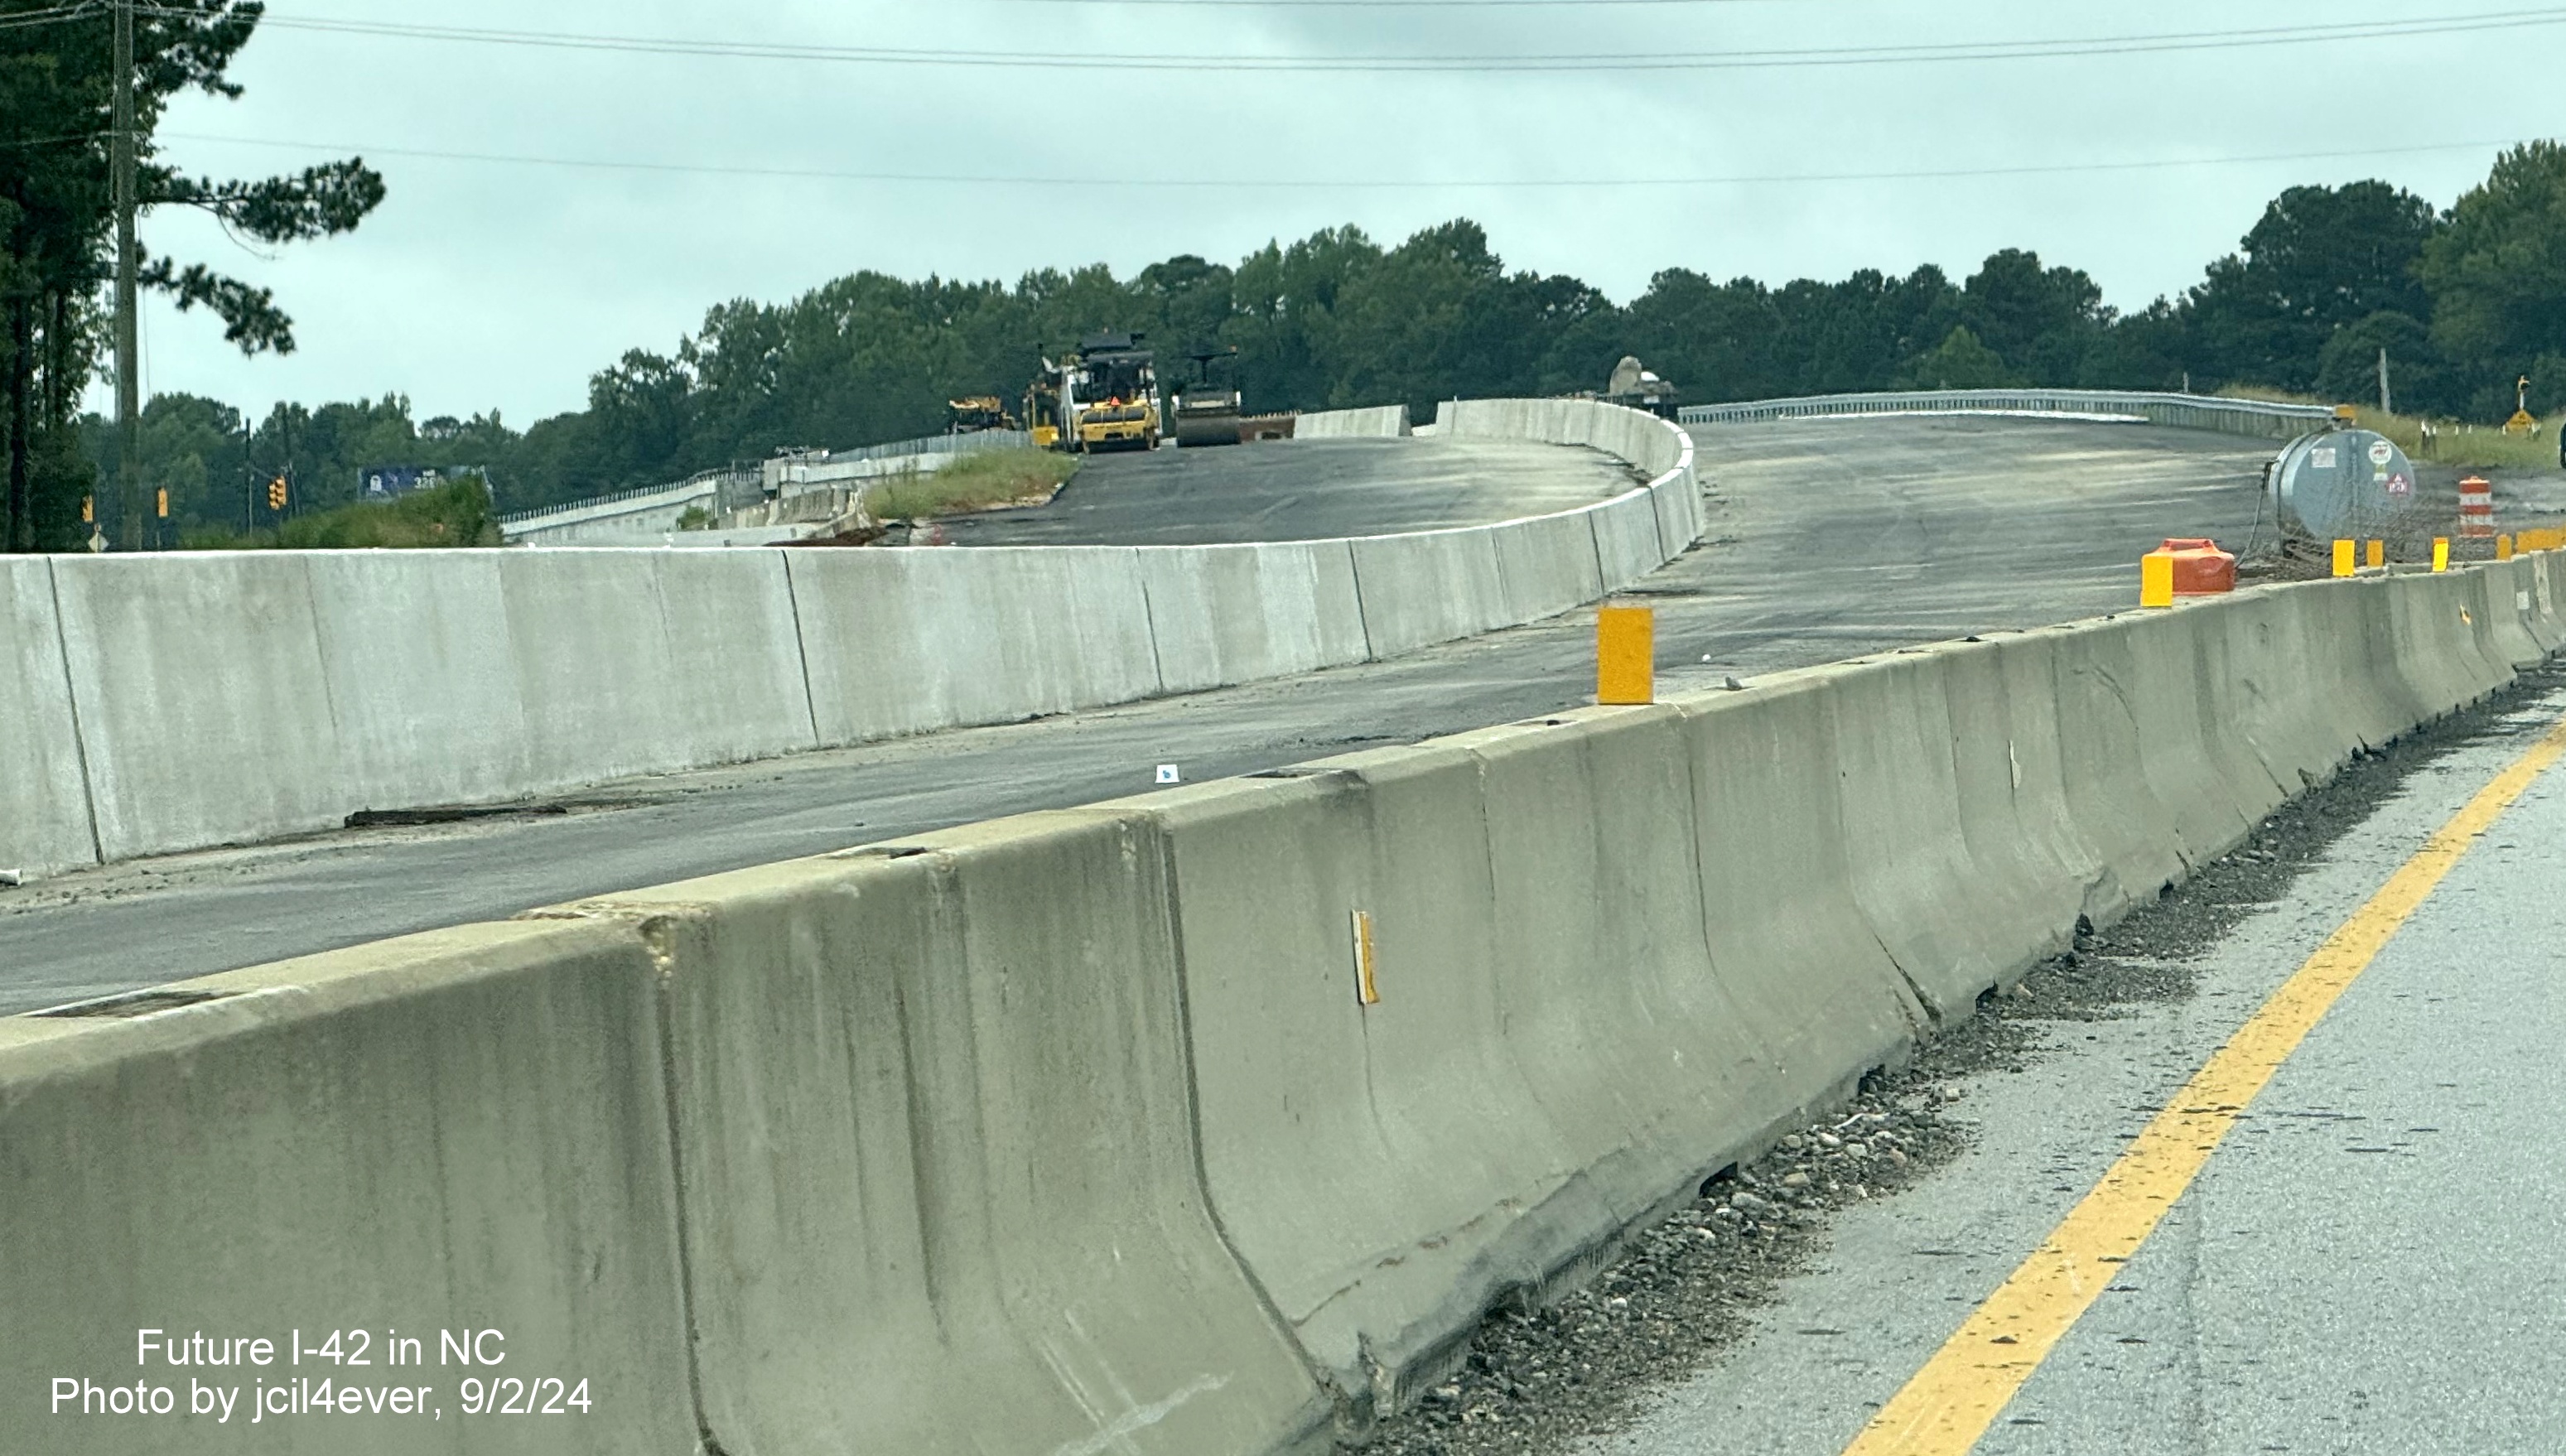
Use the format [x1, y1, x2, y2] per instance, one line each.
[1357, 662, 2566, 1456]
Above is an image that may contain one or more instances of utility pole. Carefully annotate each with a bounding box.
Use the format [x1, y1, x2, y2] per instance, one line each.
[113, 0, 141, 551]
[2376, 348, 2392, 417]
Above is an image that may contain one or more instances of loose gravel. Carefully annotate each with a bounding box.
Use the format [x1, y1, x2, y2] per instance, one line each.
[1352, 660, 2564, 1455]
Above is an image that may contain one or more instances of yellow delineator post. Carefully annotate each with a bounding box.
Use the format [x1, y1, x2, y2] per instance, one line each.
[2141, 552, 2177, 607]
[2331, 540, 2356, 579]
[2367, 539, 2385, 570]
[1597, 605, 1655, 705]
[2433, 538, 2452, 572]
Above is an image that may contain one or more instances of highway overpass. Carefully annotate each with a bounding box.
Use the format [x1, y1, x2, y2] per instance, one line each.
[6, 391, 2560, 1456]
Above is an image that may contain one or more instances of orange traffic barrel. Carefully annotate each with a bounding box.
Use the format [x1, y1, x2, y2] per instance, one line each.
[2150, 538, 2236, 596]
[2459, 476, 2496, 539]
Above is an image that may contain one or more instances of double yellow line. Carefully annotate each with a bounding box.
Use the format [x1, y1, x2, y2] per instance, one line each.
[1843, 711, 2566, 1455]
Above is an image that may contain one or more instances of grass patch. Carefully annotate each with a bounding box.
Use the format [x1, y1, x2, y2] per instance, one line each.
[183, 476, 504, 550]
[2219, 385, 2562, 470]
[866, 448, 1078, 521]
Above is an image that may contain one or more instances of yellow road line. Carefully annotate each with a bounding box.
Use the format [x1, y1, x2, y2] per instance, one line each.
[1841, 709, 2566, 1456]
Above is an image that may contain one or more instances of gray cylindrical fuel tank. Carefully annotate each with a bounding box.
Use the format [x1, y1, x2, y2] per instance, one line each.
[2271, 428, 2424, 543]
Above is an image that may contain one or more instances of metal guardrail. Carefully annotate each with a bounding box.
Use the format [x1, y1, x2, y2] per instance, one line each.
[1680, 389, 2338, 441]
[814, 430, 1030, 465]
[498, 465, 755, 531]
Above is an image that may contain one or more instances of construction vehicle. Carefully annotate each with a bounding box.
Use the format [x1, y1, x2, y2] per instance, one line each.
[1173, 348, 1245, 448]
[946, 396, 1018, 434]
[1025, 368, 1066, 451]
[1603, 356, 1681, 418]
[1058, 331, 1162, 452]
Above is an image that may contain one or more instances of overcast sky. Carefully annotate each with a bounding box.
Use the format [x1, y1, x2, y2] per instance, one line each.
[121, 0, 2558, 426]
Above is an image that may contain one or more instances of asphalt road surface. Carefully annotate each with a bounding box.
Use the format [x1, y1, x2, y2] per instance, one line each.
[1585, 677, 2566, 1456]
[0, 415, 2277, 1013]
[935, 436, 1637, 546]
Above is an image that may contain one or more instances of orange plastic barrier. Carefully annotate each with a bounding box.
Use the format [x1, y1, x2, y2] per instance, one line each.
[2148, 538, 2237, 597]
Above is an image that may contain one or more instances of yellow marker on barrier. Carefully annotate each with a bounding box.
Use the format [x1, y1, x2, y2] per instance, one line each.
[2367, 539, 2385, 570]
[2330, 540, 2356, 579]
[1349, 910, 1380, 1006]
[2499, 534, 2515, 561]
[2141, 552, 2177, 606]
[1597, 606, 1655, 705]
[2433, 538, 2452, 572]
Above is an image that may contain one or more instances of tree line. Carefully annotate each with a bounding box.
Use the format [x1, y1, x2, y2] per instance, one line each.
[7, 0, 2563, 539]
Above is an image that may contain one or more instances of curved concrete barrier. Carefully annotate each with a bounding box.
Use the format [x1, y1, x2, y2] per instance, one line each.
[1295, 404, 1412, 438]
[6, 400, 1700, 872]
[784, 544, 1166, 744]
[1133, 539, 1372, 694]
[6, 557, 2552, 1453]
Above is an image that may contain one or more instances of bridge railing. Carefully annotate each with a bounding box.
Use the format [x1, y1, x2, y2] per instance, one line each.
[1681, 388, 2338, 441]
[497, 466, 758, 534]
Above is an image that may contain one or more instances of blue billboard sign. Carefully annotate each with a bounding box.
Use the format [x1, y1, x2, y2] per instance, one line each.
[358, 465, 442, 501]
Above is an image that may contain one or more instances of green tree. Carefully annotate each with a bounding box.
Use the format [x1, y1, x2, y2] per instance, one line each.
[2182, 181, 2440, 394]
[2419, 142, 2566, 417]
[1894, 325, 2020, 389]
[2, 0, 383, 552]
[1961, 249, 2105, 384]
[2312, 311, 2438, 411]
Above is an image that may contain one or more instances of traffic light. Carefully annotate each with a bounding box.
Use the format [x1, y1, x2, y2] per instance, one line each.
[268, 476, 288, 513]
[156, 488, 169, 520]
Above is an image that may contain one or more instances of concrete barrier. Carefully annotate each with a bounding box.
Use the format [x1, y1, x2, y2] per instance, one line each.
[1462, 704, 1806, 1272]
[2192, 585, 2368, 810]
[50, 553, 345, 862]
[1149, 746, 1604, 1414]
[1136, 540, 1372, 693]
[487, 549, 818, 784]
[0, 920, 697, 1455]
[1932, 631, 2111, 951]
[1820, 651, 2029, 1016]
[12, 557, 2554, 1453]
[1295, 404, 1411, 438]
[1673, 674, 1924, 1095]
[1586, 490, 1669, 592]
[2523, 555, 2566, 653]
[1488, 511, 1606, 624]
[0, 559, 95, 875]
[785, 545, 1164, 745]
[9, 399, 1695, 875]
[1437, 396, 1702, 587]
[551, 809, 1332, 1456]
[302, 550, 533, 813]
[1348, 526, 1513, 659]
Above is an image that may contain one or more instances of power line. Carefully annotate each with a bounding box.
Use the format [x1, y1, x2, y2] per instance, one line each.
[0, 129, 108, 149]
[155, 5, 2566, 73]
[159, 131, 2537, 191]
[0, 2, 106, 29]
